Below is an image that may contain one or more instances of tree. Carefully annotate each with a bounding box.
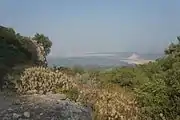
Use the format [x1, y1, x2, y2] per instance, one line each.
[32, 33, 52, 56]
[0, 26, 32, 90]
[164, 36, 180, 57]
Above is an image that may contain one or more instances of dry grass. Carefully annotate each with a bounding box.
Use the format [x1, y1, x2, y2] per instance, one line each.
[15, 67, 76, 94]
[15, 66, 139, 120]
[77, 84, 139, 120]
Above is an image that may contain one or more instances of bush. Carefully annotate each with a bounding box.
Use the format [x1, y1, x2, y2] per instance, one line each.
[98, 67, 148, 89]
[77, 84, 139, 120]
[134, 74, 169, 119]
[15, 66, 77, 94]
[32, 33, 52, 56]
[0, 26, 52, 90]
[91, 50, 180, 119]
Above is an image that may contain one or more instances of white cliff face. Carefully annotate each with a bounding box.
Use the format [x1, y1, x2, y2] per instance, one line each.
[127, 53, 140, 60]
[121, 53, 154, 65]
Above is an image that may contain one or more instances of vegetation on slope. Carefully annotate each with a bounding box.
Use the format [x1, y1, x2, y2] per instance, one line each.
[93, 37, 180, 119]
[2, 25, 180, 119]
[0, 25, 52, 90]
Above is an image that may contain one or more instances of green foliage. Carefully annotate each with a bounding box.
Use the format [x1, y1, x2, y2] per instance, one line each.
[0, 26, 32, 65]
[32, 33, 52, 56]
[98, 67, 148, 89]
[3, 25, 180, 119]
[87, 36, 180, 119]
[164, 36, 180, 57]
[134, 74, 169, 119]
[0, 25, 52, 90]
[0, 26, 33, 89]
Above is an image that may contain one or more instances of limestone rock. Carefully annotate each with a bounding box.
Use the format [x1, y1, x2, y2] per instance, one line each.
[24, 39, 47, 66]
[13, 113, 21, 119]
[0, 93, 92, 120]
[23, 111, 30, 118]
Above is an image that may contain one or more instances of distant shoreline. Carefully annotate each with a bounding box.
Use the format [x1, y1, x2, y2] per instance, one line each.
[47, 52, 160, 67]
[121, 59, 154, 65]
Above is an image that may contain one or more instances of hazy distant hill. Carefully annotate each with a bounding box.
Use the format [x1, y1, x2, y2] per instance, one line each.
[47, 52, 164, 68]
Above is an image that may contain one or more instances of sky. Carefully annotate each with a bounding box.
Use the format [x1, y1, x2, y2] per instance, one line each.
[1, 0, 180, 57]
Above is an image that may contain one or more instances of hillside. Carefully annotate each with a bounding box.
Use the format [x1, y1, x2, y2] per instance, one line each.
[0, 26, 91, 120]
[1, 25, 180, 120]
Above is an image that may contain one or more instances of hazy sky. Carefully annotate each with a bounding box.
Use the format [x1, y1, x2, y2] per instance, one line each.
[1, 0, 180, 57]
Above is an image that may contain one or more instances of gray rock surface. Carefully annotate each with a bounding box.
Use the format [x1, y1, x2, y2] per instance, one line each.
[0, 92, 92, 120]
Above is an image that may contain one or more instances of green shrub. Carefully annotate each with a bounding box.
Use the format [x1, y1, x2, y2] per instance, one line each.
[134, 74, 169, 119]
[98, 67, 148, 89]
[132, 37, 180, 119]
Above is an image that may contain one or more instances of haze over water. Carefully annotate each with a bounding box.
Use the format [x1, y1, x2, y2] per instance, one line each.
[1, 0, 180, 58]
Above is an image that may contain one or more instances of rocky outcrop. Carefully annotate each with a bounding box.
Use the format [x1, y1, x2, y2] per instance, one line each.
[24, 39, 47, 66]
[0, 93, 92, 120]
